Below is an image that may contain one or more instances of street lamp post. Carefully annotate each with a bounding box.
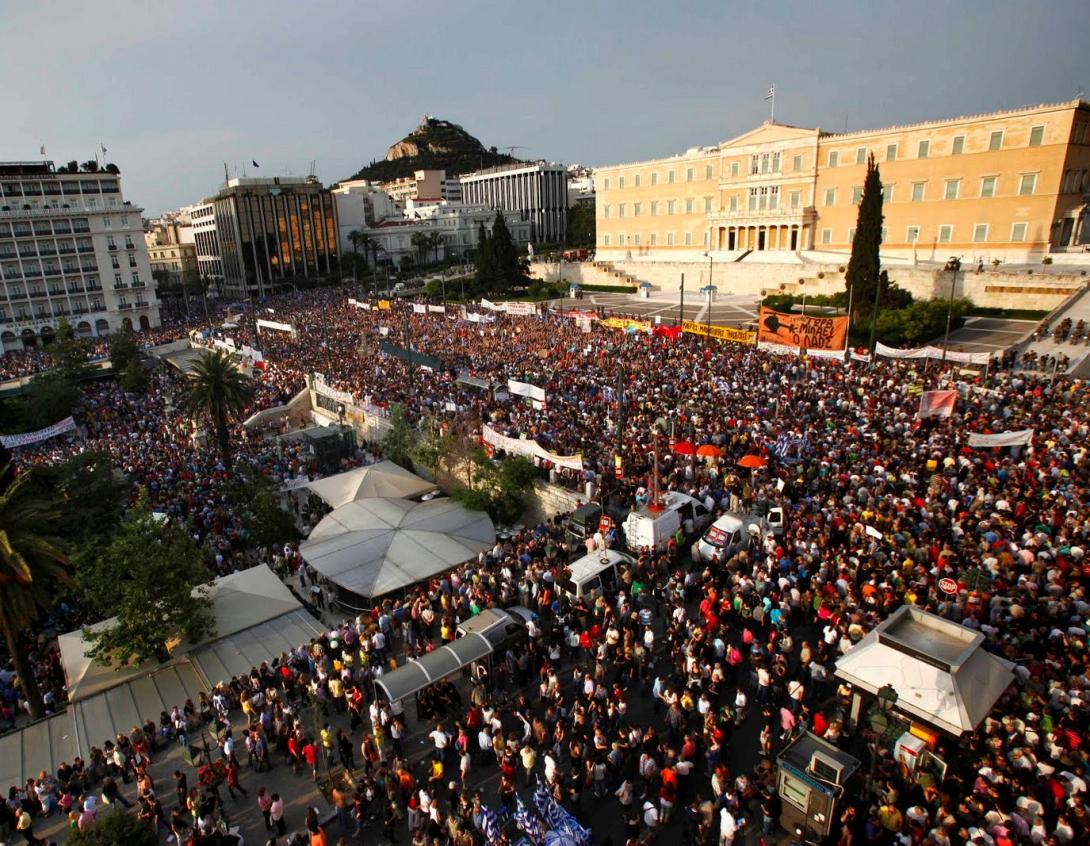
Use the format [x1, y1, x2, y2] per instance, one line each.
[941, 257, 961, 364]
[869, 683, 899, 793]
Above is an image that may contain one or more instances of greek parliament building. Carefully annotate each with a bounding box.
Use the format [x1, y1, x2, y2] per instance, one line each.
[594, 99, 1090, 264]
[0, 161, 160, 350]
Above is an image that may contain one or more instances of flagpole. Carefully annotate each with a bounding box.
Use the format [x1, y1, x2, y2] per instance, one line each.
[771, 88, 775, 122]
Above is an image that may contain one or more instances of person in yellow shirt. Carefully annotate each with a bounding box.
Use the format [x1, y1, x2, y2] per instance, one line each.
[878, 802, 903, 833]
[320, 724, 335, 768]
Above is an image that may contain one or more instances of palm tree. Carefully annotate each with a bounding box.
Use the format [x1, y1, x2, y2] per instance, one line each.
[410, 232, 429, 267]
[347, 230, 365, 284]
[183, 349, 255, 469]
[0, 466, 69, 719]
[426, 232, 444, 265]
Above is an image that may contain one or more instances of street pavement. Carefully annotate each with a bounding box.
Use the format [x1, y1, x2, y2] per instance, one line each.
[554, 292, 762, 329]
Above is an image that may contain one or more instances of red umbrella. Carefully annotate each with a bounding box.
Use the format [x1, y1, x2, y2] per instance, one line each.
[696, 444, 724, 459]
[738, 454, 767, 469]
[673, 441, 697, 456]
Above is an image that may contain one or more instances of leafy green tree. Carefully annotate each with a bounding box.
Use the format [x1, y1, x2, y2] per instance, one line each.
[0, 465, 69, 718]
[382, 403, 417, 470]
[182, 349, 255, 469]
[565, 202, 595, 248]
[75, 496, 214, 666]
[25, 451, 126, 545]
[474, 222, 494, 290]
[22, 372, 80, 430]
[489, 212, 528, 292]
[411, 232, 430, 266]
[66, 810, 159, 846]
[874, 298, 973, 346]
[451, 451, 536, 524]
[845, 154, 884, 327]
[119, 358, 149, 394]
[243, 471, 299, 548]
[108, 329, 140, 373]
[47, 318, 90, 385]
[410, 414, 456, 476]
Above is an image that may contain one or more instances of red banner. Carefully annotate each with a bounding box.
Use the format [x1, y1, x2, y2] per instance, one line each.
[757, 307, 848, 352]
[919, 390, 957, 419]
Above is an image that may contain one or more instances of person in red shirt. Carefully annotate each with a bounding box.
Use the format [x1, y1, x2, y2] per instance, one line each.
[287, 735, 302, 776]
[302, 740, 319, 783]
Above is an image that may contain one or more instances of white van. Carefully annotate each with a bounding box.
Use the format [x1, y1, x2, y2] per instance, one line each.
[556, 549, 635, 601]
[692, 506, 785, 563]
[623, 491, 712, 553]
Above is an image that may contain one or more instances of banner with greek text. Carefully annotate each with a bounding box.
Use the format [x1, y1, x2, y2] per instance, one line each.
[412, 304, 426, 314]
[481, 425, 583, 471]
[681, 321, 757, 344]
[1, 416, 77, 449]
[428, 305, 446, 313]
[312, 374, 356, 406]
[378, 300, 392, 310]
[757, 307, 847, 352]
[875, 342, 993, 365]
[480, 298, 503, 311]
[503, 302, 536, 316]
[967, 429, 1034, 448]
[507, 380, 547, 403]
[256, 319, 295, 335]
[600, 317, 651, 333]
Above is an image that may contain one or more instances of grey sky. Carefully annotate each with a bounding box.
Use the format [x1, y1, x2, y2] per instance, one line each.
[3, 0, 1087, 215]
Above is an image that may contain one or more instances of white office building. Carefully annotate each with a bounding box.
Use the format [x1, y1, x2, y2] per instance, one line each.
[460, 161, 567, 243]
[0, 161, 160, 349]
[190, 200, 223, 285]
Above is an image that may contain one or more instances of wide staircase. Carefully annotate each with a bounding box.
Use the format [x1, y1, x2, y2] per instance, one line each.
[1016, 284, 1090, 375]
[591, 260, 643, 288]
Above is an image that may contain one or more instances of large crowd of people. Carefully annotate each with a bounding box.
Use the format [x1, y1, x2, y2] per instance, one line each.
[1, 286, 1088, 846]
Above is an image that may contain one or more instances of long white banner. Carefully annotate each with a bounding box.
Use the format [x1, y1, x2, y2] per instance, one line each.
[256, 318, 295, 336]
[507, 379, 547, 403]
[875, 342, 992, 365]
[312, 374, 356, 406]
[967, 429, 1034, 448]
[1, 416, 77, 449]
[481, 424, 583, 471]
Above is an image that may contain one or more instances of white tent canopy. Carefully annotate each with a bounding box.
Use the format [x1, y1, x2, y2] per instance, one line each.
[305, 460, 437, 507]
[300, 497, 495, 599]
[834, 605, 1015, 735]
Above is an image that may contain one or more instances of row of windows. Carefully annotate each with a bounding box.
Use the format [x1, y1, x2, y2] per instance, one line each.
[602, 163, 715, 191]
[603, 231, 709, 247]
[826, 125, 1046, 167]
[820, 222, 1032, 245]
[822, 173, 1040, 206]
[602, 197, 716, 218]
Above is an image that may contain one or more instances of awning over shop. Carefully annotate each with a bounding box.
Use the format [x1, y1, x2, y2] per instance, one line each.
[374, 632, 493, 703]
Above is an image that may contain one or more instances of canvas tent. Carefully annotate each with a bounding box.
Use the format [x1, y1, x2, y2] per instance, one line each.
[306, 460, 437, 508]
[834, 605, 1015, 735]
[300, 497, 495, 600]
[0, 566, 324, 788]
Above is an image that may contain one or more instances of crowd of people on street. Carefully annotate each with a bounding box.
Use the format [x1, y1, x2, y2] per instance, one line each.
[1, 286, 1089, 846]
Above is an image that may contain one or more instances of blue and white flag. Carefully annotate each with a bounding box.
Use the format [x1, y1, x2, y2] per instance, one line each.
[477, 802, 503, 846]
[514, 795, 546, 846]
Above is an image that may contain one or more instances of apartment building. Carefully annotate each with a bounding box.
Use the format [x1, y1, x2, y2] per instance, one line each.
[595, 99, 1090, 263]
[0, 161, 159, 350]
[379, 169, 462, 205]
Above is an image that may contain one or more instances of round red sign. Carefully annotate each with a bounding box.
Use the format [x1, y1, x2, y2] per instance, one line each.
[938, 577, 958, 595]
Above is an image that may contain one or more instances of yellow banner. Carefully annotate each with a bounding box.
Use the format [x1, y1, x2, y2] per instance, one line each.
[681, 321, 757, 344]
[378, 300, 392, 310]
[600, 317, 651, 332]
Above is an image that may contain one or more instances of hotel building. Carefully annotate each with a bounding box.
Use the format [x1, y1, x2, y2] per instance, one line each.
[595, 99, 1090, 264]
[0, 161, 160, 350]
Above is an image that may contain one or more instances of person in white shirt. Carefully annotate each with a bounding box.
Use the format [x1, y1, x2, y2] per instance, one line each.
[643, 799, 659, 831]
[719, 807, 737, 846]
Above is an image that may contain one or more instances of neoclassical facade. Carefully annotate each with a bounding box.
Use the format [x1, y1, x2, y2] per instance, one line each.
[595, 99, 1090, 264]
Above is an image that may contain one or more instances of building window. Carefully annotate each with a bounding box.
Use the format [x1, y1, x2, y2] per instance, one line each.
[821, 228, 832, 245]
[114, 273, 122, 286]
[618, 204, 626, 218]
[952, 135, 965, 156]
[989, 130, 1003, 151]
[618, 176, 625, 189]
[880, 227, 887, 243]
[1029, 125, 1045, 147]
[650, 201, 658, 216]
[603, 205, 611, 219]
[120, 216, 129, 226]
[667, 200, 676, 215]
[603, 234, 610, 246]
[769, 186, 779, 210]
[906, 226, 920, 243]
[668, 170, 675, 184]
[633, 234, 640, 246]
[824, 188, 837, 207]
[748, 189, 757, 212]
[851, 186, 863, 205]
[686, 168, 694, 182]
[729, 195, 738, 212]
[684, 232, 692, 246]
[704, 197, 713, 212]
[731, 162, 740, 177]
[881, 184, 894, 203]
[131, 272, 140, 284]
[633, 203, 641, 217]
[793, 154, 802, 171]
[650, 172, 658, 186]
[856, 147, 867, 165]
[666, 232, 675, 246]
[917, 139, 930, 158]
[827, 150, 839, 168]
[847, 228, 855, 243]
[633, 174, 641, 188]
[980, 176, 997, 198]
[705, 165, 713, 180]
[617, 234, 624, 246]
[972, 224, 989, 243]
[650, 233, 657, 246]
[790, 190, 801, 209]
[944, 179, 961, 200]
[911, 182, 926, 202]
[685, 199, 694, 214]
[938, 224, 953, 243]
[703, 231, 708, 246]
[103, 217, 112, 228]
[886, 144, 897, 162]
[1018, 173, 1037, 196]
[751, 155, 760, 175]
[603, 177, 610, 190]
[1010, 222, 1027, 242]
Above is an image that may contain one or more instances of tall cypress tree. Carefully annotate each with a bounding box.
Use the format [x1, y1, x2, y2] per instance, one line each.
[489, 212, 524, 292]
[474, 221, 494, 292]
[845, 154, 884, 326]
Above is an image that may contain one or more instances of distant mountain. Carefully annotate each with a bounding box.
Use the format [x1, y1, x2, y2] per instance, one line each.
[346, 116, 522, 183]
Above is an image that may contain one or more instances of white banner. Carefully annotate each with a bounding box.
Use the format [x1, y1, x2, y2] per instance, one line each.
[875, 342, 992, 365]
[849, 350, 872, 362]
[256, 318, 295, 335]
[1, 416, 77, 449]
[480, 298, 504, 312]
[504, 302, 536, 316]
[379, 327, 390, 336]
[212, 337, 237, 353]
[280, 476, 312, 492]
[239, 344, 264, 363]
[354, 301, 372, 311]
[312, 374, 356, 406]
[428, 305, 446, 314]
[412, 304, 426, 314]
[466, 313, 495, 323]
[507, 379, 547, 403]
[758, 341, 846, 359]
[347, 298, 359, 306]
[967, 429, 1034, 448]
[481, 424, 583, 471]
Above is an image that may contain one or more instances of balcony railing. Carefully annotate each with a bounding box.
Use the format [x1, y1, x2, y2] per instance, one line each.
[131, 280, 146, 288]
[117, 302, 132, 310]
[112, 283, 127, 290]
[135, 300, 149, 308]
[107, 244, 117, 251]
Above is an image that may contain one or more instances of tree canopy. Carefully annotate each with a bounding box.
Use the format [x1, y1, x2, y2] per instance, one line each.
[475, 213, 529, 294]
[845, 154, 884, 325]
[382, 403, 417, 469]
[75, 496, 214, 666]
[183, 349, 255, 468]
[66, 810, 159, 846]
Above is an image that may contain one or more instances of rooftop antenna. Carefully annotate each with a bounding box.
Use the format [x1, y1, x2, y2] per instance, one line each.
[309, 159, 317, 178]
[500, 146, 527, 158]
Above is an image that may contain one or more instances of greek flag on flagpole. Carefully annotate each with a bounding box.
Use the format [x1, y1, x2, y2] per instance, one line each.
[477, 802, 502, 845]
[765, 84, 775, 100]
[514, 796, 546, 846]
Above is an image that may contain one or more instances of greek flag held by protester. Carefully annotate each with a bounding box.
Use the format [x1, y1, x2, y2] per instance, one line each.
[532, 780, 591, 845]
[477, 802, 503, 845]
[514, 795, 546, 845]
